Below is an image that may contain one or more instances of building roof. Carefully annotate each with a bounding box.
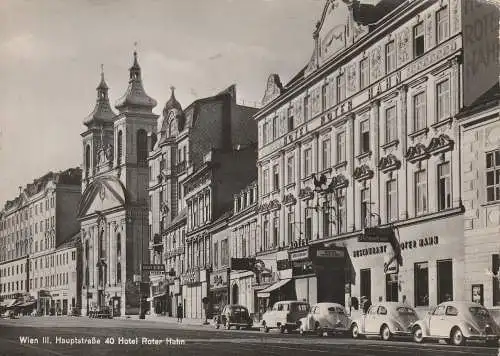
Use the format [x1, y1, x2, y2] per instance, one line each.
[83, 69, 117, 126]
[457, 83, 500, 118]
[56, 231, 81, 251]
[115, 51, 157, 113]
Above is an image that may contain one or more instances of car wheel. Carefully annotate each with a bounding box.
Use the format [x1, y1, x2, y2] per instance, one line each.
[315, 323, 323, 337]
[225, 321, 231, 330]
[261, 321, 269, 333]
[351, 323, 360, 339]
[413, 326, 424, 343]
[236, 325, 240, 330]
[287, 326, 294, 333]
[279, 325, 286, 334]
[381, 324, 392, 341]
[451, 327, 466, 346]
[215, 322, 220, 329]
[299, 326, 305, 336]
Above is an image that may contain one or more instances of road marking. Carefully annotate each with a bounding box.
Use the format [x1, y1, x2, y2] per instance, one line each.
[0, 338, 69, 356]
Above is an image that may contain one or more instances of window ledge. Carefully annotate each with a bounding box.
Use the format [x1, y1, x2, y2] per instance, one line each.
[356, 151, 372, 161]
[481, 201, 500, 208]
[285, 182, 296, 190]
[271, 189, 280, 195]
[381, 140, 400, 150]
[431, 117, 453, 131]
[334, 161, 348, 170]
[408, 127, 429, 139]
[301, 175, 313, 183]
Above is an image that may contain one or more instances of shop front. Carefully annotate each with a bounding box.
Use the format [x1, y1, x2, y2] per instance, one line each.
[38, 290, 51, 315]
[180, 269, 203, 319]
[148, 274, 171, 316]
[230, 270, 255, 314]
[347, 214, 464, 317]
[288, 244, 346, 306]
[209, 268, 229, 318]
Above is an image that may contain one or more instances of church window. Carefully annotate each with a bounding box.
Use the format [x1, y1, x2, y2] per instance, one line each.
[85, 145, 91, 177]
[117, 130, 123, 164]
[137, 129, 148, 167]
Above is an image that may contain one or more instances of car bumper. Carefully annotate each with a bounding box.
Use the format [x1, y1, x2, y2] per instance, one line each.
[392, 331, 413, 337]
[467, 334, 499, 341]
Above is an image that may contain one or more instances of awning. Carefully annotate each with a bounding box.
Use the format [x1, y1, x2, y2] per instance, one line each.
[146, 292, 167, 302]
[257, 278, 292, 298]
[0, 299, 16, 307]
[18, 301, 37, 307]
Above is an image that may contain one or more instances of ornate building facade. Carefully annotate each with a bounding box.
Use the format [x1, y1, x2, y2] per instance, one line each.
[78, 51, 158, 316]
[254, 0, 498, 316]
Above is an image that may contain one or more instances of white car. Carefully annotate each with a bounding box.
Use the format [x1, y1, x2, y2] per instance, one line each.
[411, 301, 500, 346]
[350, 302, 419, 341]
[298, 302, 351, 336]
[261, 300, 309, 333]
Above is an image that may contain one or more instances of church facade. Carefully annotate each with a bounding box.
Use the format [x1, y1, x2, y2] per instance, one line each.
[78, 52, 158, 316]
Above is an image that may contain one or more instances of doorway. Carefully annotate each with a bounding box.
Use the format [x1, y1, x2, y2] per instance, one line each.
[232, 284, 239, 305]
[437, 259, 453, 303]
[317, 267, 345, 305]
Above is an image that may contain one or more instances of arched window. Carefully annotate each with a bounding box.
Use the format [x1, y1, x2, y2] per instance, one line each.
[85, 240, 89, 261]
[116, 262, 121, 284]
[85, 145, 91, 177]
[116, 233, 121, 258]
[117, 130, 123, 164]
[137, 129, 148, 167]
[150, 133, 157, 152]
[99, 229, 104, 259]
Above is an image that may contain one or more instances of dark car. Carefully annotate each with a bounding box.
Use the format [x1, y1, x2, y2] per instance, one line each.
[214, 304, 253, 330]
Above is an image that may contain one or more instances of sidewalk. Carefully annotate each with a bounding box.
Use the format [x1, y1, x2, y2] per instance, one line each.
[115, 314, 209, 326]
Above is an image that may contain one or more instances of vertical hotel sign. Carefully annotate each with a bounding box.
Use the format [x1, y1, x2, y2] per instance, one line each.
[462, 0, 500, 106]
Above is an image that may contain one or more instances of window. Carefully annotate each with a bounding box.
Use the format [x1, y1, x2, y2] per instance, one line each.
[85, 145, 91, 177]
[322, 139, 331, 170]
[117, 262, 121, 284]
[262, 169, 269, 195]
[415, 262, 429, 306]
[304, 96, 309, 121]
[386, 273, 399, 302]
[486, 150, 500, 202]
[337, 132, 346, 163]
[385, 106, 397, 143]
[287, 107, 294, 131]
[321, 84, 328, 111]
[136, 129, 148, 167]
[413, 92, 426, 131]
[213, 242, 219, 269]
[438, 162, 451, 210]
[322, 202, 331, 238]
[263, 218, 269, 250]
[415, 170, 428, 215]
[359, 58, 369, 89]
[492, 254, 500, 306]
[273, 217, 279, 247]
[360, 120, 370, 154]
[361, 187, 370, 229]
[360, 269, 371, 301]
[115, 130, 123, 164]
[385, 41, 396, 73]
[272, 165, 279, 191]
[304, 148, 312, 177]
[437, 259, 453, 304]
[336, 74, 345, 102]
[436, 80, 450, 121]
[262, 122, 268, 145]
[387, 180, 398, 222]
[305, 208, 312, 240]
[436, 7, 449, 43]
[287, 156, 295, 184]
[413, 22, 425, 57]
[337, 188, 347, 234]
[272, 116, 277, 139]
[287, 211, 294, 244]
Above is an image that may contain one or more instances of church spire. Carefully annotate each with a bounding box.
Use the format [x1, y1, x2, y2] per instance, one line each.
[115, 47, 157, 113]
[84, 65, 116, 126]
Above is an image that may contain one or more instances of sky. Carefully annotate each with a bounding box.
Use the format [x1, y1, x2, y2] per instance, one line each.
[0, 0, 327, 206]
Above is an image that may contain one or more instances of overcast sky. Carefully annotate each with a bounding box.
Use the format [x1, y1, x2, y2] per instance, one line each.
[0, 0, 327, 206]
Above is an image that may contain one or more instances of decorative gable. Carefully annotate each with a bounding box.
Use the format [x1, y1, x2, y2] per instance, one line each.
[405, 143, 430, 163]
[77, 176, 128, 218]
[378, 154, 401, 173]
[353, 164, 374, 181]
[262, 74, 284, 106]
[427, 134, 454, 155]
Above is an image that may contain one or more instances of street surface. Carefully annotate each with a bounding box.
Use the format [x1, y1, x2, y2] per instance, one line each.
[0, 316, 498, 356]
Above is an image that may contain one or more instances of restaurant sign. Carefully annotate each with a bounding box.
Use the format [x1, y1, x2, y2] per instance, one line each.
[210, 271, 228, 289]
[289, 249, 309, 262]
[180, 270, 200, 286]
[316, 249, 344, 259]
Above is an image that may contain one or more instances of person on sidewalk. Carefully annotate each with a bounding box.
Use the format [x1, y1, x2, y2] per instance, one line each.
[177, 304, 183, 323]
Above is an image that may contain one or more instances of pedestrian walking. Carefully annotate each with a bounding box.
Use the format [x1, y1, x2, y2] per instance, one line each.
[177, 303, 183, 323]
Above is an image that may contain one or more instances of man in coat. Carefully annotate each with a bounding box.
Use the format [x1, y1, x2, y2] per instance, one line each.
[177, 303, 183, 323]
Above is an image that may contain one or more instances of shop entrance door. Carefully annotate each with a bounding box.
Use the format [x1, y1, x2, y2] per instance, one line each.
[317, 268, 345, 305]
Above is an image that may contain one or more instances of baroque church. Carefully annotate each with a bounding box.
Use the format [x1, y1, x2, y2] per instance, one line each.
[77, 51, 158, 316]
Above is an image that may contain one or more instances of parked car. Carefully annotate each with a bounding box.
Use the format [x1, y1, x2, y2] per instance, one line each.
[411, 301, 500, 346]
[213, 304, 253, 330]
[350, 302, 419, 341]
[298, 302, 351, 336]
[1, 310, 18, 319]
[261, 300, 310, 333]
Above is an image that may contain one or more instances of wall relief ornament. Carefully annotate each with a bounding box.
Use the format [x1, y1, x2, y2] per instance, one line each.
[425, 13, 434, 49]
[397, 28, 410, 65]
[427, 134, 454, 155]
[258, 200, 281, 213]
[405, 143, 430, 163]
[282, 194, 297, 206]
[370, 46, 383, 81]
[353, 164, 374, 181]
[378, 154, 402, 173]
[262, 74, 284, 106]
[299, 187, 314, 200]
[328, 174, 349, 190]
[347, 63, 357, 92]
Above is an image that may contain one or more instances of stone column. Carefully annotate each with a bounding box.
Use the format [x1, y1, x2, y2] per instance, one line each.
[346, 114, 355, 232]
[398, 85, 409, 220]
[371, 100, 381, 218]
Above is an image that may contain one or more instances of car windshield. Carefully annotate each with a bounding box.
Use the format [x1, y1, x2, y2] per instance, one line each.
[397, 307, 416, 315]
[469, 307, 490, 318]
[328, 307, 345, 314]
[291, 303, 309, 312]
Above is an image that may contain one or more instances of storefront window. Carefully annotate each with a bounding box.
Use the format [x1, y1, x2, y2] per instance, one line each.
[414, 262, 429, 306]
[385, 274, 398, 302]
[360, 269, 371, 302]
[287, 211, 294, 245]
[437, 259, 453, 304]
[304, 209, 312, 240]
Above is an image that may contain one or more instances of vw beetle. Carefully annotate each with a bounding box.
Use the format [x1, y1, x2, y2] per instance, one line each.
[298, 302, 351, 336]
[411, 301, 500, 346]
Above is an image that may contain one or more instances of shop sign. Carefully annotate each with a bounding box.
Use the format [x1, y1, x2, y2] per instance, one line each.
[142, 264, 165, 272]
[210, 271, 228, 289]
[353, 245, 388, 258]
[316, 249, 344, 259]
[384, 253, 398, 274]
[277, 259, 291, 271]
[289, 249, 309, 262]
[165, 275, 176, 285]
[292, 260, 314, 276]
[359, 227, 393, 243]
[400, 236, 439, 250]
[180, 270, 200, 286]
